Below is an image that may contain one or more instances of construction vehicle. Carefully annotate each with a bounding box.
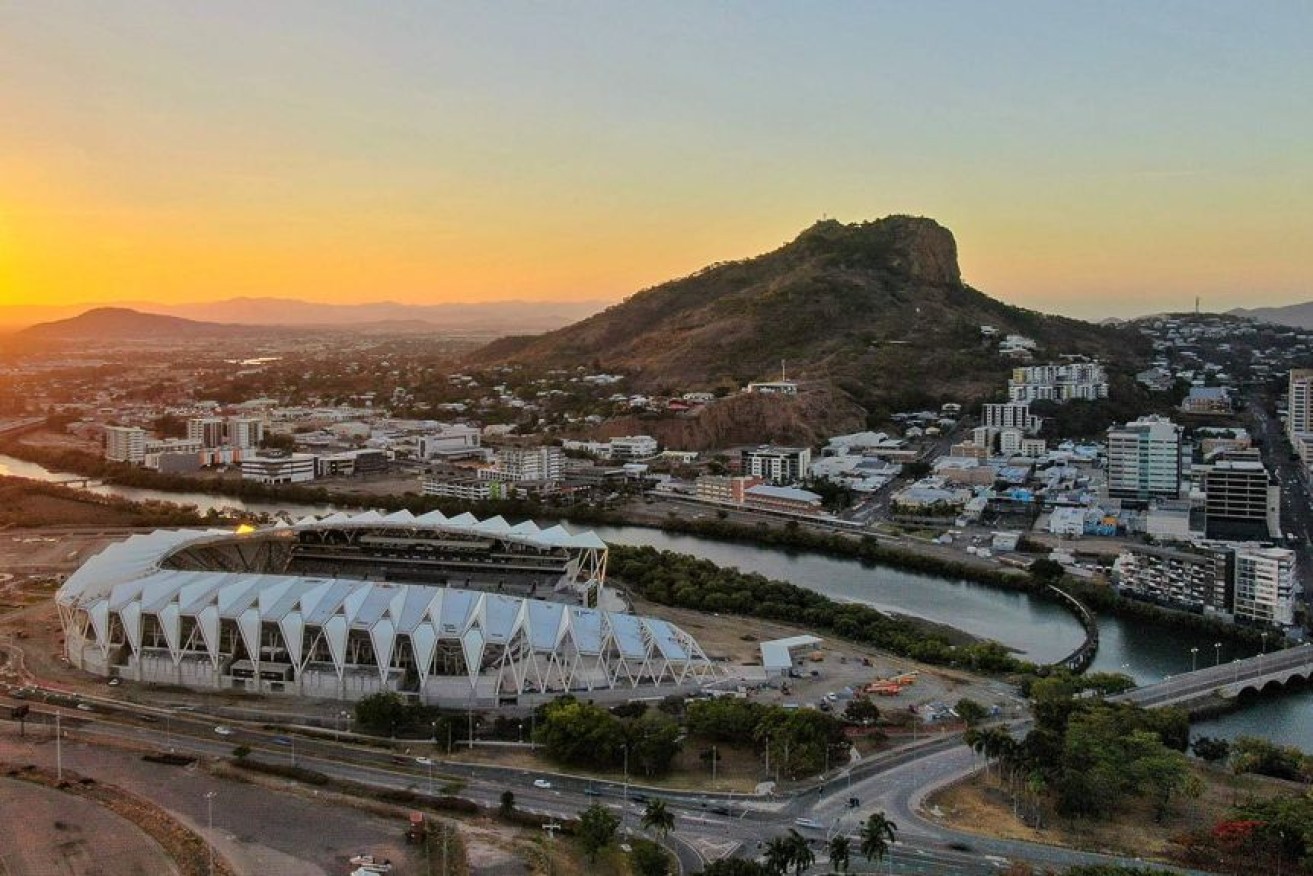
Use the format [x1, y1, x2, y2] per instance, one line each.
[405, 811, 427, 844]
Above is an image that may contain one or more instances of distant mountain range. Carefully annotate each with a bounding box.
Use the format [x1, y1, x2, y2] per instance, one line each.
[1230, 301, 1313, 329]
[471, 215, 1145, 414]
[0, 297, 608, 334]
[16, 307, 249, 340]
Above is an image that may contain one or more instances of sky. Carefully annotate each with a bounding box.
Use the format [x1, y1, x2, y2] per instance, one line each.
[0, 2, 1309, 320]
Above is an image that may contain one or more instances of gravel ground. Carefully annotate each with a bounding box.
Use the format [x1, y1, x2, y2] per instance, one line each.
[0, 777, 180, 876]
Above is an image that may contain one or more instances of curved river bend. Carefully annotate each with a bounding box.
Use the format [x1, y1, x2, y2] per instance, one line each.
[0, 454, 1305, 746]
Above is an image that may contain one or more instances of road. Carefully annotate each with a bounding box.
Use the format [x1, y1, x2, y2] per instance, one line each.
[0, 689, 1220, 875]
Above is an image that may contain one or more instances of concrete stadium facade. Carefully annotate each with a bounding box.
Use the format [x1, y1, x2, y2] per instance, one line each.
[56, 510, 714, 706]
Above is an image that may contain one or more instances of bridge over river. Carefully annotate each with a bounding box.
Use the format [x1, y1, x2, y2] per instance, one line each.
[1114, 642, 1313, 710]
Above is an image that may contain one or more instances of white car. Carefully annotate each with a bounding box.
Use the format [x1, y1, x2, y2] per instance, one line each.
[415, 756, 434, 766]
[213, 725, 234, 736]
[533, 779, 552, 789]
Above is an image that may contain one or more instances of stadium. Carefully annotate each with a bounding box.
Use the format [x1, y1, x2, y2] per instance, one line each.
[56, 510, 715, 707]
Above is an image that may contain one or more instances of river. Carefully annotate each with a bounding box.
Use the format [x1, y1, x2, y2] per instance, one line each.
[1, 453, 1306, 746]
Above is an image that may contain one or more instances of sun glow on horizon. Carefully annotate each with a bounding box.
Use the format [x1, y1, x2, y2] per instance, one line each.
[1, 4, 1309, 321]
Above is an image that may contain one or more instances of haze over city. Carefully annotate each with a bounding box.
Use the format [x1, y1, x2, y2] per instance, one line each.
[2, 2, 1310, 320]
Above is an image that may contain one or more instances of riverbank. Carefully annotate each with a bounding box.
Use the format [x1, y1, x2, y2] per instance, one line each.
[0, 434, 1272, 656]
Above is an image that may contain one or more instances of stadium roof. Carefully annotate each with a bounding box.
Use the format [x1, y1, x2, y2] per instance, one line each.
[59, 511, 607, 607]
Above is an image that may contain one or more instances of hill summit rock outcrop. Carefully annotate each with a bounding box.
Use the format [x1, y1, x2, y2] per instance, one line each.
[471, 215, 1142, 417]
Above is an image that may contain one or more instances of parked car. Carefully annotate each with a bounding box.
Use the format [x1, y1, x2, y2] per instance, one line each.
[533, 779, 552, 789]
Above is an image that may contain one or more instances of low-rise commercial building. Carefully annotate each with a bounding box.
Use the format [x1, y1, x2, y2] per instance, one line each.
[241, 452, 317, 484]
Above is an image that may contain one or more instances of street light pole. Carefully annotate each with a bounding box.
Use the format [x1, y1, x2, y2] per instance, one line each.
[204, 790, 217, 876]
[1190, 647, 1199, 673]
[55, 711, 62, 782]
[1214, 642, 1222, 667]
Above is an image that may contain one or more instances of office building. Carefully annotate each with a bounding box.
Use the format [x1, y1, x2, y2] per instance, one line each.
[608, 435, 659, 460]
[1106, 416, 1182, 500]
[417, 425, 482, 459]
[1196, 457, 1280, 537]
[241, 452, 317, 484]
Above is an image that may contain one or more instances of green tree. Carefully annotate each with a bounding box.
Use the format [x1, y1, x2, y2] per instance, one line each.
[859, 812, 897, 864]
[353, 692, 409, 736]
[577, 803, 620, 863]
[1190, 735, 1231, 765]
[954, 698, 988, 727]
[641, 799, 675, 839]
[784, 830, 814, 876]
[697, 858, 767, 876]
[827, 834, 851, 874]
[631, 840, 672, 876]
[1027, 558, 1066, 583]
[762, 836, 793, 876]
[535, 697, 625, 768]
[630, 709, 684, 777]
[842, 697, 879, 726]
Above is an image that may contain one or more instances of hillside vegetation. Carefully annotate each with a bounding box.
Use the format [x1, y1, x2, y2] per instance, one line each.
[472, 216, 1149, 415]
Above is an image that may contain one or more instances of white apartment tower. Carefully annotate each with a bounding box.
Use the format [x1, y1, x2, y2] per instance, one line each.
[982, 402, 1042, 435]
[741, 446, 812, 484]
[1233, 547, 1298, 626]
[227, 417, 265, 449]
[104, 426, 147, 464]
[1106, 416, 1182, 500]
[1287, 369, 1313, 444]
[485, 446, 563, 483]
[187, 417, 227, 448]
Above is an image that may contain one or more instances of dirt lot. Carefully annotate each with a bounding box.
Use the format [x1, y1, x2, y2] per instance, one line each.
[0, 777, 180, 876]
[631, 596, 1022, 722]
[926, 763, 1289, 863]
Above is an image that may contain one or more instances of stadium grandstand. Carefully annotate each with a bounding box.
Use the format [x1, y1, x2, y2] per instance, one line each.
[56, 510, 715, 707]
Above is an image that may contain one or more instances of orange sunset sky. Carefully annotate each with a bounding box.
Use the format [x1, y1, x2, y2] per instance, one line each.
[1, 3, 1309, 321]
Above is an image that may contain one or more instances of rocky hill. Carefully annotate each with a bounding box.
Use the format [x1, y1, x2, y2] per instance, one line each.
[471, 216, 1147, 415]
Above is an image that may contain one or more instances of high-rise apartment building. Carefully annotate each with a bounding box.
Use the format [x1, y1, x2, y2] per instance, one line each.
[483, 446, 563, 483]
[1287, 369, 1313, 444]
[226, 417, 265, 449]
[1008, 362, 1109, 403]
[187, 417, 227, 448]
[741, 446, 812, 484]
[1106, 416, 1182, 500]
[981, 402, 1042, 434]
[1233, 547, 1298, 626]
[104, 426, 147, 464]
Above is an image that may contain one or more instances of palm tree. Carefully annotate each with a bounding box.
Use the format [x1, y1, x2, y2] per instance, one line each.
[763, 835, 793, 876]
[859, 811, 898, 865]
[785, 829, 814, 876]
[641, 799, 675, 840]
[828, 834, 851, 874]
